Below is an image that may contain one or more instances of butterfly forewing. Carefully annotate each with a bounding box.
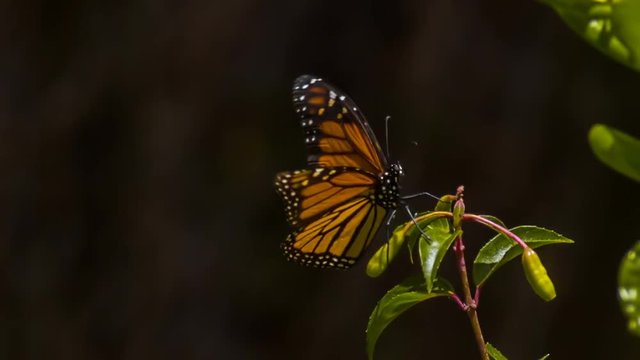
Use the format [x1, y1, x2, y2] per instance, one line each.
[292, 75, 387, 175]
[275, 167, 378, 228]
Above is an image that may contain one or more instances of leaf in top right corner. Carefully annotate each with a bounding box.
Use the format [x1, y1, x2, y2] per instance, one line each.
[589, 124, 640, 183]
[542, 0, 640, 72]
[473, 226, 573, 287]
[618, 240, 640, 337]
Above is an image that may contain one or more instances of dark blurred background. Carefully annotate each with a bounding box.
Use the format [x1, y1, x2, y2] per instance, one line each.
[2, 0, 640, 359]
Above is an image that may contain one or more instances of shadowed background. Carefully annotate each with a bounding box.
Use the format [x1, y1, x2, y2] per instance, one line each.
[2, 0, 640, 359]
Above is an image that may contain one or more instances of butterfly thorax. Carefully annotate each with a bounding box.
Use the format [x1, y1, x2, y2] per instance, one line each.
[373, 163, 403, 209]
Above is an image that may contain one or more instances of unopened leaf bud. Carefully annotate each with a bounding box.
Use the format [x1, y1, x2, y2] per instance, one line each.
[522, 248, 556, 301]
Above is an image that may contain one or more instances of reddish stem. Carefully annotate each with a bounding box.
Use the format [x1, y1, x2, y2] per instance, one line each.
[453, 233, 488, 360]
[450, 293, 468, 311]
[463, 213, 528, 249]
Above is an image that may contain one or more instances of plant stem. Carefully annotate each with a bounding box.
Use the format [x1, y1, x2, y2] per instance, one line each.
[453, 234, 489, 360]
[463, 213, 528, 249]
[450, 293, 467, 311]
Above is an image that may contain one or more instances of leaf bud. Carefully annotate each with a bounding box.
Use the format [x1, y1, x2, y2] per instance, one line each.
[522, 248, 556, 301]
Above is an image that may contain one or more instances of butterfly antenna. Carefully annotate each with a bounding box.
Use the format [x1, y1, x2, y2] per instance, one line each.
[397, 137, 444, 204]
[385, 115, 391, 159]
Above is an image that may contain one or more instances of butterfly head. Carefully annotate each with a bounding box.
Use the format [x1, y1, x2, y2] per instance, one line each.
[390, 162, 404, 177]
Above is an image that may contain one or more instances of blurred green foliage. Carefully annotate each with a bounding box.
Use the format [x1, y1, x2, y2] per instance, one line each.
[543, 0, 640, 72]
[589, 124, 640, 182]
[589, 124, 640, 337]
[619, 241, 640, 336]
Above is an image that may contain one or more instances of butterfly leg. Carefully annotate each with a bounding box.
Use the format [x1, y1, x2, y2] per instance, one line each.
[384, 208, 398, 263]
[385, 208, 398, 240]
[403, 205, 431, 244]
[401, 191, 441, 202]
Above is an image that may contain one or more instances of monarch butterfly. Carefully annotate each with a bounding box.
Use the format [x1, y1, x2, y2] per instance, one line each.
[275, 75, 411, 269]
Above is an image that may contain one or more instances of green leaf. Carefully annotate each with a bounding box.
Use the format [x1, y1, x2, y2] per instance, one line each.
[419, 229, 462, 292]
[618, 240, 640, 337]
[589, 124, 640, 182]
[539, 354, 551, 360]
[473, 226, 574, 286]
[431, 198, 453, 232]
[542, 0, 640, 72]
[406, 212, 433, 264]
[486, 342, 508, 360]
[369, 208, 453, 277]
[367, 222, 411, 278]
[366, 276, 453, 360]
[478, 215, 507, 229]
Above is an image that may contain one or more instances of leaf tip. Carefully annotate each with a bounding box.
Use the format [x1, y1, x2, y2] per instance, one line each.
[589, 124, 614, 153]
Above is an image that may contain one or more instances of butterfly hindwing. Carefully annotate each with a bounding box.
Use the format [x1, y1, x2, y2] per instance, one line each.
[292, 75, 387, 175]
[281, 196, 388, 269]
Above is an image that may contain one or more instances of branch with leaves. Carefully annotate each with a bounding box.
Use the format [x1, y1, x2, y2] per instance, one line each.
[365, 187, 573, 359]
